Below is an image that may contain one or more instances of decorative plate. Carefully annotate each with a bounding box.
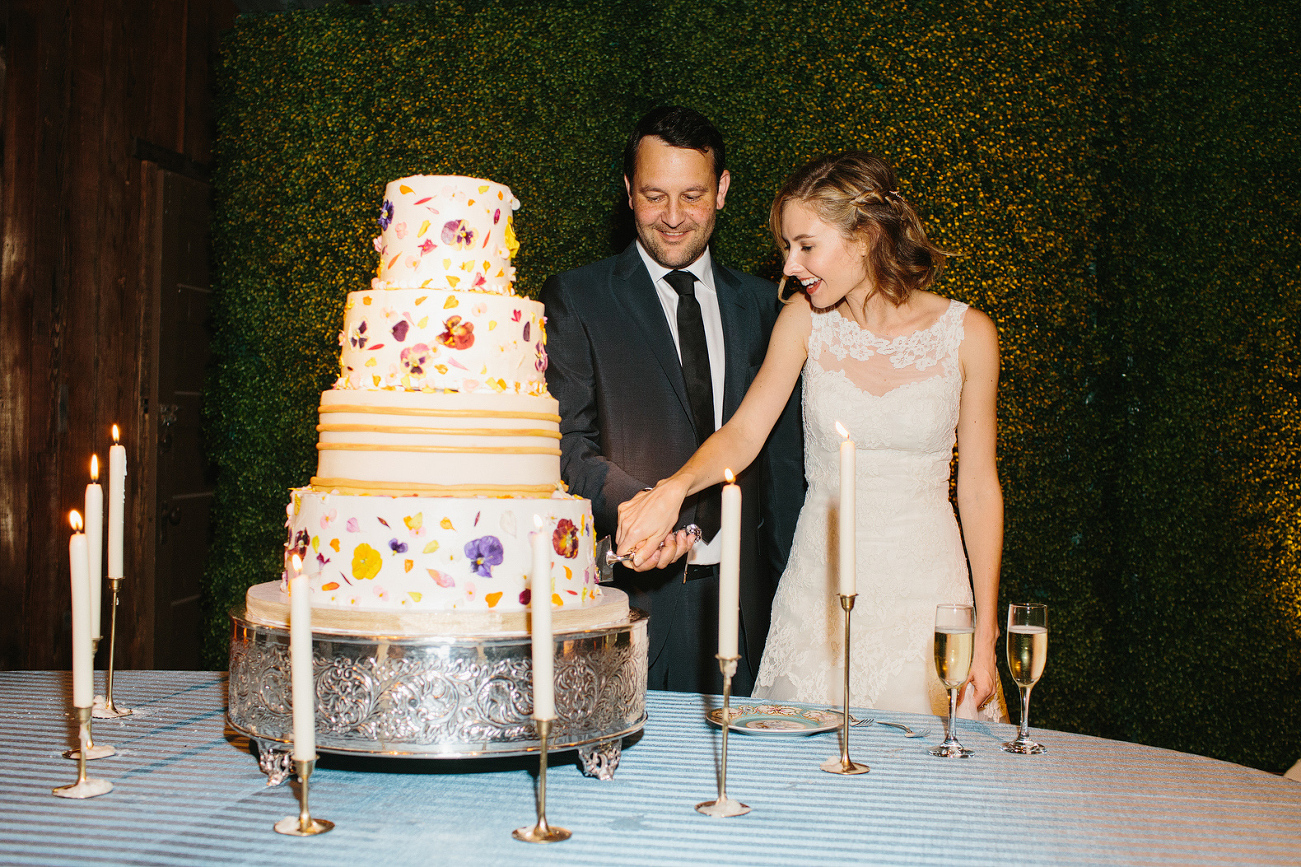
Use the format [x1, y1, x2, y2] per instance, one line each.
[705, 704, 842, 735]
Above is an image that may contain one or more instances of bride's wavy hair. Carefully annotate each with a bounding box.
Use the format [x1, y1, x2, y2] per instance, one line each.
[769, 151, 946, 306]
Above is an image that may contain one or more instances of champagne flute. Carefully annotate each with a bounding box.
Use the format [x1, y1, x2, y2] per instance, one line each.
[929, 603, 974, 758]
[1002, 602, 1048, 754]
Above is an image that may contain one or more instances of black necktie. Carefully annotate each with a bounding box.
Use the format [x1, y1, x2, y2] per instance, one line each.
[664, 269, 720, 540]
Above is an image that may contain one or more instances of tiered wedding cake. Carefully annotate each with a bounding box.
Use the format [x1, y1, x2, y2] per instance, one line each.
[245, 175, 615, 632]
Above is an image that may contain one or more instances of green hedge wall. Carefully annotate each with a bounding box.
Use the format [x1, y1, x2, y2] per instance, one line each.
[205, 0, 1300, 770]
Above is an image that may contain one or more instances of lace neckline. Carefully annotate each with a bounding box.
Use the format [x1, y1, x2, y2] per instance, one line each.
[829, 298, 961, 345]
[811, 298, 966, 369]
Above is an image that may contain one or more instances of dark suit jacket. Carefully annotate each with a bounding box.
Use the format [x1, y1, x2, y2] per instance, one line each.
[541, 242, 804, 686]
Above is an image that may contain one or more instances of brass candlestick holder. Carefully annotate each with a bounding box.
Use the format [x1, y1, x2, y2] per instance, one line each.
[93, 578, 133, 719]
[53, 707, 113, 799]
[63, 709, 115, 760]
[513, 718, 571, 843]
[821, 594, 869, 775]
[696, 654, 751, 817]
[274, 758, 334, 836]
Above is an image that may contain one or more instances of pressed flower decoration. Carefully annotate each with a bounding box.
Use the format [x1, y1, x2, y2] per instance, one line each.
[399, 343, 433, 378]
[464, 535, 504, 577]
[351, 542, 383, 580]
[439, 315, 475, 349]
[552, 518, 579, 558]
[441, 219, 475, 249]
[377, 199, 394, 230]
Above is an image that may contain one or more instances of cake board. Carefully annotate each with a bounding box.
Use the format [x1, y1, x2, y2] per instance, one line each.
[226, 583, 647, 784]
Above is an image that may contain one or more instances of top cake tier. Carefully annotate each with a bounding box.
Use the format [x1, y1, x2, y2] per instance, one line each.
[372, 175, 520, 294]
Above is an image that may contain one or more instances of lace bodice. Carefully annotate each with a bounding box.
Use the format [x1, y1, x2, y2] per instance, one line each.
[802, 299, 967, 509]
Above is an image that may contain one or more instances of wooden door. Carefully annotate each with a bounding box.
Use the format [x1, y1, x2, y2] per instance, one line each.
[145, 165, 214, 669]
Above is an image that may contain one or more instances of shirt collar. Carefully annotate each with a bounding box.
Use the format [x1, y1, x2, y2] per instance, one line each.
[635, 242, 714, 291]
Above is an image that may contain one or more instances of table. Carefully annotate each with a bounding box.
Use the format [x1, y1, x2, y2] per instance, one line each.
[2, 671, 1298, 865]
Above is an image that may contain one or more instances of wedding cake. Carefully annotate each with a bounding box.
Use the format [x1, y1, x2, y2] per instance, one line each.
[248, 175, 611, 632]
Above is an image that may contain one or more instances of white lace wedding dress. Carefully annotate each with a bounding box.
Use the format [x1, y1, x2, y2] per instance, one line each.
[754, 298, 1007, 721]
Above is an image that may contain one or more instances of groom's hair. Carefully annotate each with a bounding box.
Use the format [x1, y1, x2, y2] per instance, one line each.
[622, 106, 727, 183]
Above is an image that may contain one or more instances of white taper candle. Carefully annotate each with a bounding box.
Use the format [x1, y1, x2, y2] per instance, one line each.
[836, 422, 856, 597]
[289, 554, 315, 761]
[530, 515, 555, 721]
[85, 456, 104, 641]
[107, 427, 126, 579]
[68, 511, 92, 708]
[718, 469, 742, 659]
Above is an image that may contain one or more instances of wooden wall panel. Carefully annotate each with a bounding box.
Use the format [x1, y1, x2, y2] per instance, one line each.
[0, 0, 237, 671]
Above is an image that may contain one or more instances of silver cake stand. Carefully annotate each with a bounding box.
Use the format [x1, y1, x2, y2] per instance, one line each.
[226, 597, 647, 785]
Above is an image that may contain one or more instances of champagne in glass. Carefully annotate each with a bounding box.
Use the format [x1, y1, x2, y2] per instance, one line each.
[1002, 602, 1048, 754]
[929, 603, 975, 758]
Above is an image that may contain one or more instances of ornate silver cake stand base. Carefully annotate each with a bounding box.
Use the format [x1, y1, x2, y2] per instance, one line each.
[227, 606, 647, 785]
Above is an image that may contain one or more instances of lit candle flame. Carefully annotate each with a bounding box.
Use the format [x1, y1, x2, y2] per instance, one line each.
[724, 468, 736, 484]
[90, 454, 99, 481]
[291, 553, 303, 573]
[69, 510, 84, 532]
[111, 424, 120, 444]
[534, 513, 544, 530]
[835, 421, 849, 439]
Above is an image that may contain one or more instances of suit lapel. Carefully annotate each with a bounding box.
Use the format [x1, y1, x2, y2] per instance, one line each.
[612, 244, 694, 421]
[712, 259, 753, 419]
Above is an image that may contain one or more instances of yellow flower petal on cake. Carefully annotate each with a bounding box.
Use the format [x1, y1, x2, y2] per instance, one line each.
[322, 582, 339, 591]
[440, 517, 454, 530]
[414, 296, 427, 305]
[419, 219, 430, 237]
[443, 258, 452, 270]
[404, 513, 423, 531]
[446, 278, 460, 290]
[330, 538, 340, 552]
[551, 593, 563, 607]
[564, 566, 572, 580]
[399, 184, 413, 194]
[408, 591, 422, 603]
[478, 185, 489, 194]
[505, 217, 519, 258]
[365, 357, 377, 367]
[485, 592, 503, 608]
[418, 316, 428, 328]
[404, 559, 414, 572]
[460, 260, 474, 272]
[372, 375, 381, 386]
[363, 296, 373, 305]
[351, 543, 382, 580]
[488, 321, 497, 331]
[422, 539, 440, 554]
[311, 535, 320, 551]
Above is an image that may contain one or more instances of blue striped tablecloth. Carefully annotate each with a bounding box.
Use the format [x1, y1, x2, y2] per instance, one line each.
[2, 671, 1297, 866]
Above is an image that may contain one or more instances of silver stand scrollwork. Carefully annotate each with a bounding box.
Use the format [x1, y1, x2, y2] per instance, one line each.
[227, 607, 647, 778]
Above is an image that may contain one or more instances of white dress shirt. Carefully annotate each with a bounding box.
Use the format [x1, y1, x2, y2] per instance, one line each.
[635, 242, 725, 564]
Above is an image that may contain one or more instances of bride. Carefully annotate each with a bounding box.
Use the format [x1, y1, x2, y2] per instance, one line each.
[617, 151, 1007, 720]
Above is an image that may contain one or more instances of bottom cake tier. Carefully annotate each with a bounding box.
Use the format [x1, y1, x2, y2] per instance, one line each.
[284, 487, 598, 614]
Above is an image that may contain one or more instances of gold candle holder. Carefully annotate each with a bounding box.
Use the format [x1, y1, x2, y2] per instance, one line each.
[513, 718, 572, 843]
[53, 707, 113, 798]
[63, 709, 116, 760]
[696, 655, 751, 817]
[821, 594, 869, 775]
[93, 578, 133, 719]
[274, 758, 334, 836]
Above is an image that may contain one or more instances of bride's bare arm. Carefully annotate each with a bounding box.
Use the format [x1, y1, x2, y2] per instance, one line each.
[954, 307, 1003, 710]
[616, 296, 812, 568]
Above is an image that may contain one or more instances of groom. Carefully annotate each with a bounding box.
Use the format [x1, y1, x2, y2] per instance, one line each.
[541, 106, 803, 695]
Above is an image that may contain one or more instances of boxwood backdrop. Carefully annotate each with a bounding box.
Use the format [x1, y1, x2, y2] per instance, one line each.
[204, 0, 1300, 770]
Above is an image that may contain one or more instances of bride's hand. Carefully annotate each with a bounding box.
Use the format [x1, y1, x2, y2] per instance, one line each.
[617, 478, 690, 570]
[962, 643, 999, 711]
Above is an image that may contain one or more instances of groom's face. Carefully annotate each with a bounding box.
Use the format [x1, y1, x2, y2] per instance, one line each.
[625, 136, 731, 269]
